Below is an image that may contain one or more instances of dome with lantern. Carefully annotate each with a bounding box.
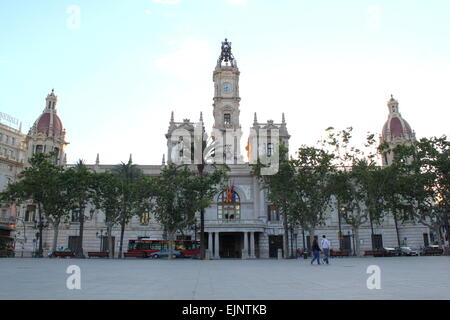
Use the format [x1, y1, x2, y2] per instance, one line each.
[381, 95, 415, 142]
[29, 89, 65, 138]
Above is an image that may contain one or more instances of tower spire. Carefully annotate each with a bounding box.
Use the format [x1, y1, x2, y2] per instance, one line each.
[253, 112, 258, 125]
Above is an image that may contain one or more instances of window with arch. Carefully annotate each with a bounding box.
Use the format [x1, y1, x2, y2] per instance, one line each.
[217, 189, 240, 220]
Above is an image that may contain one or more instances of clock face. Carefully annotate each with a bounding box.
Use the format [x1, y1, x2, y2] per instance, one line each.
[222, 82, 232, 93]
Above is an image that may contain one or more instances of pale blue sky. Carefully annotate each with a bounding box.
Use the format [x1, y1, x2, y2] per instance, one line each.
[1, 0, 449, 165]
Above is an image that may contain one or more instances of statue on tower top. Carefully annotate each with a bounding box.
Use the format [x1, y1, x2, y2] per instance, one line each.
[218, 38, 236, 66]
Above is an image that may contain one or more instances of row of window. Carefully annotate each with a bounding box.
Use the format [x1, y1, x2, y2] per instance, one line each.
[1, 148, 18, 160]
[0, 133, 16, 146]
[21, 191, 280, 224]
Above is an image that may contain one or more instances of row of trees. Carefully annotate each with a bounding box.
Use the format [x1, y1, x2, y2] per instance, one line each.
[254, 128, 449, 257]
[0, 153, 228, 259]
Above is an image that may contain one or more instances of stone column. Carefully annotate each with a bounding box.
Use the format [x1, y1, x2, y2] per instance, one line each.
[243, 232, 249, 259]
[259, 232, 270, 258]
[250, 232, 256, 258]
[208, 232, 213, 259]
[214, 232, 220, 259]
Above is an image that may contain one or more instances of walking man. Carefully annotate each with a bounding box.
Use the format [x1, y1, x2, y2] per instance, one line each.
[311, 238, 321, 265]
[321, 235, 330, 264]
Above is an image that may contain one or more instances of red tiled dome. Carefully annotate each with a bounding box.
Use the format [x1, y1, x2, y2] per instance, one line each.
[382, 117, 412, 140]
[36, 112, 63, 136]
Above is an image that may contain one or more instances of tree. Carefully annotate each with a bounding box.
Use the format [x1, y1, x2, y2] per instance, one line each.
[291, 146, 335, 249]
[111, 157, 143, 259]
[44, 167, 73, 253]
[253, 144, 298, 258]
[65, 160, 95, 258]
[91, 172, 123, 258]
[387, 136, 450, 248]
[152, 164, 199, 259]
[0, 152, 64, 257]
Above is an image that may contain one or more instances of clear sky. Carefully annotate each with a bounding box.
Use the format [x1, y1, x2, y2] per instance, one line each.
[1, 0, 449, 165]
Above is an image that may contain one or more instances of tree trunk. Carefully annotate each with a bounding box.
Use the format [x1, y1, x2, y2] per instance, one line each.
[200, 208, 205, 260]
[282, 210, 289, 259]
[37, 203, 43, 258]
[118, 221, 125, 259]
[393, 211, 401, 247]
[51, 221, 60, 253]
[75, 206, 85, 258]
[168, 231, 175, 259]
[107, 224, 113, 258]
[353, 227, 360, 256]
[369, 211, 375, 250]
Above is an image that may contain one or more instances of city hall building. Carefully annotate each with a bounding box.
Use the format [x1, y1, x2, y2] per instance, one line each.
[3, 40, 431, 258]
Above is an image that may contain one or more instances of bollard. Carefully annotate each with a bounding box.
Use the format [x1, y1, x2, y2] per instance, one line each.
[242, 249, 248, 259]
[205, 249, 211, 260]
[277, 248, 283, 259]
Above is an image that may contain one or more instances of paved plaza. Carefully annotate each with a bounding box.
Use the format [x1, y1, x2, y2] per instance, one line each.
[1, 256, 449, 300]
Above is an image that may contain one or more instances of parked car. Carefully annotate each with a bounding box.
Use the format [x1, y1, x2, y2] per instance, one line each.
[383, 247, 401, 256]
[150, 249, 182, 259]
[398, 247, 419, 256]
[421, 245, 444, 256]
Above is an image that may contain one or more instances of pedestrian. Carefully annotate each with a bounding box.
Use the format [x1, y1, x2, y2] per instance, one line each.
[311, 238, 321, 265]
[321, 235, 330, 264]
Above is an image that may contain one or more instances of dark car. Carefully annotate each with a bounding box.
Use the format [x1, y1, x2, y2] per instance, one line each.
[398, 247, 419, 256]
[421, 245, 444, 256]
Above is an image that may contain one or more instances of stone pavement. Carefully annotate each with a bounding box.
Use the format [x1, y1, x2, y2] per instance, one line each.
[1, 256, 449, 300]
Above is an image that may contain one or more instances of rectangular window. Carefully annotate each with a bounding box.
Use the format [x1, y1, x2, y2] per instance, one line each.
[267, 205, 279, 221]
[267, 143, 273, 156]
[71, 210, 80, 222]
[224, 113, 231, 125]
[35, 145, 44, 153]
[25, 205, 36, 222]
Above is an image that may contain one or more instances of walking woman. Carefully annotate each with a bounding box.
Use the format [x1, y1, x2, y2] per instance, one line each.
[311, 238, 321, 265]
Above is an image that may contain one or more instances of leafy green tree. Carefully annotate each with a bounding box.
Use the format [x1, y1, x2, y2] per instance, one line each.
[386, 136, 450, 247]
[291, 146, 335, 249]
[253, 144, 298, 258]
[152, 164, 199, 259]
[65, 160, 95, 258]
[0, 152, 66, 257]
[91, 171, 123, 258]
[111, 157, 143, 259]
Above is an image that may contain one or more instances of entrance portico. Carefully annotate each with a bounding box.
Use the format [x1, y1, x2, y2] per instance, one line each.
[206, 230, 259, 259]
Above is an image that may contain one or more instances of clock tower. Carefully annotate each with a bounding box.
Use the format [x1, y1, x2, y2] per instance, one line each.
[212, 39, 243, 163]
